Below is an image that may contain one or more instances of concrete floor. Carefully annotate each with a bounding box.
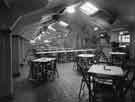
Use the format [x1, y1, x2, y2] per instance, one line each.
[4, 63, 134, 102]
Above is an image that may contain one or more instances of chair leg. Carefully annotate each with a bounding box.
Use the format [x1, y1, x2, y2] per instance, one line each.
[79, 79, 85, 99]
[79, 80, 83, 99]
[73, 62, 77, 71]
[130, 86, 135, 102]
[55, 68, 59, 78]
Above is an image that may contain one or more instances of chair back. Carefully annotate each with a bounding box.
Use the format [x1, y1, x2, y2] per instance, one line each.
[102, 47, 112, 61]
[111, 55, 124, 67]
[77, 61, 90, 87]
[93, 74, 115, 86]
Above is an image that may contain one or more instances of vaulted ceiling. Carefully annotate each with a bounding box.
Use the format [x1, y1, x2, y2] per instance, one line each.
[47, 0, 135, 30]
[1, 0, 135, 41]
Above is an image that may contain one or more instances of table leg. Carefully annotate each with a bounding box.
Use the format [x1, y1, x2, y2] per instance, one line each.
[124, 71, 135, 95]
[88, 75, 91, 102]
[88, 74, 94, 102]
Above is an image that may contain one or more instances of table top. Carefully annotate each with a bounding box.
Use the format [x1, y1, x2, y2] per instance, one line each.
[32, 57, 56, 62]
[109, 52, 126, 55]
[36, 49, 95, 54]
[88, 64, 124, 76]
[78, 54, 95, 58]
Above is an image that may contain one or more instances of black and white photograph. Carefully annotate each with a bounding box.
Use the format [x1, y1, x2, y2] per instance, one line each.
[0, 0, 135, 102]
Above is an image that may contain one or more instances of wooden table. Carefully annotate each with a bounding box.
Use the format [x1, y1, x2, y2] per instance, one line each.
[30, 57, 57, 81]
[109, 52, 126, 55]
[88, 64, 124, 76]
[109, 52, 127, 66]
[36, 49, 95, 63]
[77, 54, 95, 63]
[76, 54, 95, 72]
[32, 57, 56, 62]
[87, 64, 124, 102]
[36, 49, 95, 54]
[77, 54, 95, 58]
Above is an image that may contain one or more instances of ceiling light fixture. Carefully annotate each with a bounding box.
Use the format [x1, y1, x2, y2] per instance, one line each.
[30, 40, 36, 44]
[65, 5, 76, 14]
[59, 21, 69, 27]
[80, 2, 99, 15]
[37, 35, 41, 40]
[42, 31, 46, 34]
[48, 24, 56, 31]
[34, 34, 41, 40]
[119, 32, 124, 35]
[44, 40, 51, 43]
[40, 14, 53, 24]
[94, 27, 99, 31]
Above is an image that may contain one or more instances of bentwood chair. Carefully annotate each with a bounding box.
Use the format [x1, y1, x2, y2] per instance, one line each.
[94, 51, 111, 65]
[78, 51, 109, 98]
[91, 62, 135, 102]
[120, 60, 135, 102]
[45, 59, 58, 81]
[78, 61, 90, 99]
[91, 73, 123, 102]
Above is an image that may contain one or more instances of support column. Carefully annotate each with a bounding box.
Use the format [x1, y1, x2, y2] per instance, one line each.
[1, 0, 10, 8]
[12, 35, 20, 77]
[130, 32, 135, 59]
[0, 28, 13, 98]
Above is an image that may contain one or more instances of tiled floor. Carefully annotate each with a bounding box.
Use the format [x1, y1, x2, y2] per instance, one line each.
[6, 63, 135, 102]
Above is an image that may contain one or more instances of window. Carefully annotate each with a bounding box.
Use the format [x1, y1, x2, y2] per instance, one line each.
[118, 31, 130, 43]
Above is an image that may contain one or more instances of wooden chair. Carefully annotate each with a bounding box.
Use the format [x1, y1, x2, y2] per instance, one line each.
[88, 70, 126, 102]
[45, 60, 58, 80]
[78, 61, 90, 99]
[72, 56, 78, 71]
[120, 61, 135, 102]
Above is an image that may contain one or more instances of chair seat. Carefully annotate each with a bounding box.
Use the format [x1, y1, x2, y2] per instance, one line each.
[94, 77, 113, 85]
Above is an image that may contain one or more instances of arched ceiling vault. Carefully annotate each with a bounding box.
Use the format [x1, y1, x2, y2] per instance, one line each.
[11, 0, 135, 41]
[47, 0, 135, 31]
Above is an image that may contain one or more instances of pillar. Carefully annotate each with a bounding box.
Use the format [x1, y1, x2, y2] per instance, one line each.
[0, 28, 13, 97]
